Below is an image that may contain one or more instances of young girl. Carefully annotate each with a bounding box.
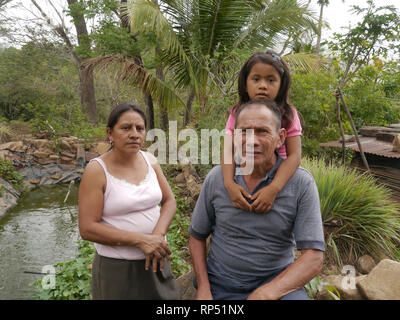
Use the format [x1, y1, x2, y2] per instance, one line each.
[222, 50, 302, 213]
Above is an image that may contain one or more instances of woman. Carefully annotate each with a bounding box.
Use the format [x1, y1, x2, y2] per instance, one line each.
[79, 103, 180, 300]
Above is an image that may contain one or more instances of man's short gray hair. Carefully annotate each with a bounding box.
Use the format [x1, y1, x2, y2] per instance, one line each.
[235, 99, 282, 130]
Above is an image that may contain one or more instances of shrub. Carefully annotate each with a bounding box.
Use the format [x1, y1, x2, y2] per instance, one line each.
[302, 157, 400, 267]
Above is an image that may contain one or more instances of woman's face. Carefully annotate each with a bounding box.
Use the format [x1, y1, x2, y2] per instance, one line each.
[107, 110, 146, 153]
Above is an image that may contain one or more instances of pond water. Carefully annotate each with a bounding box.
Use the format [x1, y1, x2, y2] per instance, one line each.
[0, 184, 80, 300]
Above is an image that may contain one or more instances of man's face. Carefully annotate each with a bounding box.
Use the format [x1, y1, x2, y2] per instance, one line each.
[234, 104, 285, 168]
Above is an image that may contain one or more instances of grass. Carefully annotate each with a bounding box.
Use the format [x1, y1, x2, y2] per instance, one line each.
[302, 157, 400, 267]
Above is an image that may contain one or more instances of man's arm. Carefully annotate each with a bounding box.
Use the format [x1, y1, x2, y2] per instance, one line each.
[189, 236, 213, 300]
[247, 249, 323, 300]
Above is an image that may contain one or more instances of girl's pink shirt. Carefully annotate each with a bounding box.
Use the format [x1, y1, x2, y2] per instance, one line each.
[225, 107, 302, 159]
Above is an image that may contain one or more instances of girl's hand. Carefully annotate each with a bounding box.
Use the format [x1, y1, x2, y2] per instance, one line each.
[225, 182, 252, 211]
[251, 184, 280, 213]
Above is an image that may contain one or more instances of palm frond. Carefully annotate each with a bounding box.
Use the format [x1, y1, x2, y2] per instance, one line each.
[82, 55, 185, 110]
[283, 52, 329, 73]
[121, 0, 199, 94]
[234, 0, 318, 50]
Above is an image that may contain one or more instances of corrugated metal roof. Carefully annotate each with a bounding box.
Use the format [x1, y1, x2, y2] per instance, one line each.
[320, 136, 400, 159]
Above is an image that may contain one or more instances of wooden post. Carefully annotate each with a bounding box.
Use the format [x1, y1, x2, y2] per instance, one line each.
[337, 88, 370, 172]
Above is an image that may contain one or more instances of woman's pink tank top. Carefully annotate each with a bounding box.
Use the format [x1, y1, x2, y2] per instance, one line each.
[91, 150, 163, 260]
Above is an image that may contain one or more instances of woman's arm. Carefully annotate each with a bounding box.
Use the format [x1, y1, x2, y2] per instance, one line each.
[78, 161, 170, 263]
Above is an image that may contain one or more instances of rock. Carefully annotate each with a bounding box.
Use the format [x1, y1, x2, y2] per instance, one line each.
[0, 141, 26, 153]
[357, 259, 400, 300]
[0, 178, 20, 218]
[29, 139, 50, 149]
[321, 275, 364, 300]
[177, 270, 195, 300]
[0, 150, 13, 161]
[49, 154, 59, 160]
[50, 173, 62, 180]
[175, 173, 186, 184]
[356, 255, 376, 274]
[33, 150, 51, 159]
[29, 179, 40, 184]
[60, 140, 73, 151]
[91, 142, 110, 155]
[60, 151, 76, 159]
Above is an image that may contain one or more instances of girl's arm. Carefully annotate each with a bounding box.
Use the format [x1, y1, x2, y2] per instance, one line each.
[251, 135, 301, 213]
[222, 133, 252, 211]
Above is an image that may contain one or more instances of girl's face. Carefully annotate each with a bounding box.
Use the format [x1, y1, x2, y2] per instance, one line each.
[107, 110, 146, 153]
[246, 62, 281, 101]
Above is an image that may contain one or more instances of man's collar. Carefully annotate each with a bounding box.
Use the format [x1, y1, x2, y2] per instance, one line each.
[234, 152, 284, 183]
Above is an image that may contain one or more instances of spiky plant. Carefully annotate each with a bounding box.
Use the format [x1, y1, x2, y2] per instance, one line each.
[302, 157, 400, 267]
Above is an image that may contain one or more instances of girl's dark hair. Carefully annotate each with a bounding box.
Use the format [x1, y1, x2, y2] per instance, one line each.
[107, 102, 147, 130]
[234, 50, 293, 128]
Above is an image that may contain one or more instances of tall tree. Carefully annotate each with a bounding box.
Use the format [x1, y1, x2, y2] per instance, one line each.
[66, 0, 98, 123]
[30, 0, 98, 123]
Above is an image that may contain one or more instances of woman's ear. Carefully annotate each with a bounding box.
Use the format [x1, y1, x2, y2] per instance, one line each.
[106, 127, 112, 143]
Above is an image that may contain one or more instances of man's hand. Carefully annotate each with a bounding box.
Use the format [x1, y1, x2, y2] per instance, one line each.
[225, 182, 252, 211]
[250, 184, 280, 213]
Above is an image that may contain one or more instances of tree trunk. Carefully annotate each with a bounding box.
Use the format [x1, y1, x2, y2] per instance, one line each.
[66, 0, 97, 123]
[337, 88, 370, 172]
[184, 91, 195, 127]
[315, 3, 324, 56]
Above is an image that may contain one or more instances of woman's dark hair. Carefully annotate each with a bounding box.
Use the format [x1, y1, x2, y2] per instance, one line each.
[107, 102, 147, 131]
[234, 50, 293, 128]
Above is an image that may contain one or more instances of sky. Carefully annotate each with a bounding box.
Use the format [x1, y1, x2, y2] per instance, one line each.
[309, 0, 400, 41]
[2, 0, 400, 49]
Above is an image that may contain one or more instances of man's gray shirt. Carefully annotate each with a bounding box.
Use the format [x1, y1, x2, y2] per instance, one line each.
[189, 157, 325, 286]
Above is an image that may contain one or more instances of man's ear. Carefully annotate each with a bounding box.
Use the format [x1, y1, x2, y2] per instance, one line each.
[277, 128, 286, 149]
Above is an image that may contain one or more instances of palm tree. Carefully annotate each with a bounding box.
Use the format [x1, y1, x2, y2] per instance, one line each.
[84, 0, 318, 127]
[315, 0, 345, 56]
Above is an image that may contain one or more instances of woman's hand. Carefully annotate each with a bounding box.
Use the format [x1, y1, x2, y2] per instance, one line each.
[225, 182, 252, 211]
[139, 234, 171, 272]
[250, 184, 280, 213]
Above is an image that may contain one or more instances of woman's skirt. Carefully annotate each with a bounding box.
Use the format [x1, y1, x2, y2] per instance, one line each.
[91, 252, 180, 300]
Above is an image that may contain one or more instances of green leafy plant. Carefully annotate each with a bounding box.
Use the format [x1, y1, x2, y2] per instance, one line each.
[302, 157, 400, 267]
[0, 158, 24, 191]
[30, 240, 95, 300]
[305, 276, 341, 300]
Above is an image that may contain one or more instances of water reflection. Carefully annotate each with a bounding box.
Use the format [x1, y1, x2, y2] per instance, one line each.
[0, 184, 80, 300]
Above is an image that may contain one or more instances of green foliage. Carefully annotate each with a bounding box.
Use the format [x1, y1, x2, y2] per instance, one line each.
[302, 157, 400, 267]
[26, 103, 106, 146]
[30, 240, 95, 300]
[305, 276, 341, 300]
[0, 158, 24, 191]
[167, 184, 193, 277]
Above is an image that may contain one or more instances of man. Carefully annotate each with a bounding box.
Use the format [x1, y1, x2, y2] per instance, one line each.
[189, 99, 324, 300]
